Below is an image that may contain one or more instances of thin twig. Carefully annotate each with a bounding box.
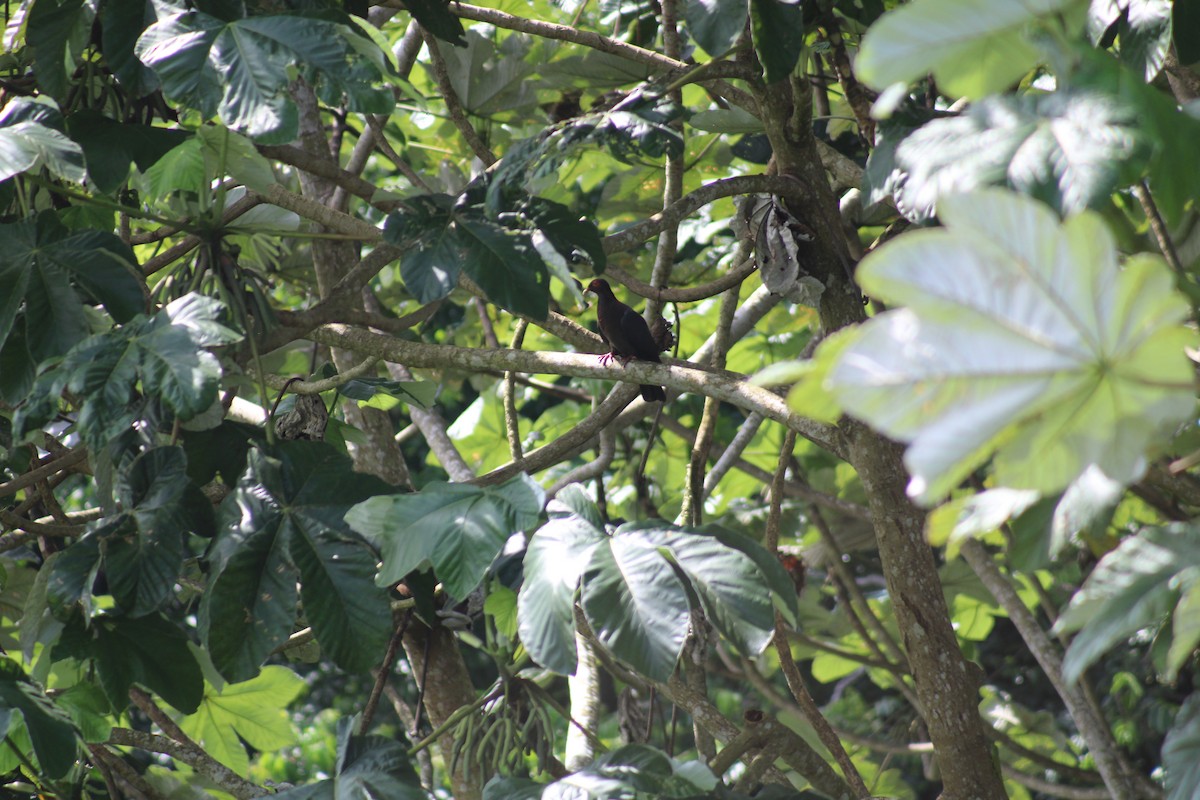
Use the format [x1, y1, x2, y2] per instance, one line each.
[419, 26, 497, 167]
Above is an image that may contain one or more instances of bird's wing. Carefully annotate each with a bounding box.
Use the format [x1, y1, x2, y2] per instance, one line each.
[619, 307, 662, 362]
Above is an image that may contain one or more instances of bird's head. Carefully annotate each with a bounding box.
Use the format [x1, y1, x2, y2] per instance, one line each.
[585, 278, 611, 297]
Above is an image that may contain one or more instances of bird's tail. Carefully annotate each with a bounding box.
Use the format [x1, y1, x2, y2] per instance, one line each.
[640, 385, 666, 402]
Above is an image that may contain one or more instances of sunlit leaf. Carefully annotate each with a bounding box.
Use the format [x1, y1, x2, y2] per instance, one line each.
[828, 189, 1194, 503]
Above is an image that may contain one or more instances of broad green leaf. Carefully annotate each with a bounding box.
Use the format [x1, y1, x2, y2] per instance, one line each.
[750, 0, 804, 84]
[339, 375, 437, 409]
[0, 213, 144, 360]
[100, 0, 160, 95]
[1054, 524, 1200, 684]
[272, 720, 427, 800]
[54, 612, 204, 713]
[458, 216, 550, 321]
[659, 531, 779, 655]
[290, 534, 392, 674]
[203, 441, 394, 681]
[26, 0, 92, 98]
[401, 0, 465, 46]
[518, 513, 606, 675]
[1050, 466, 1124, 556]
[0, 659, 78, 779]
[891, 91, 1144, 220]
[179, 666, 305, 775]
[65, 110, 190, 194]
[1167, 581, 1200, 682]
[484, 585, 519, 641]
[433, 31, 539, 116]
[196, 125, 276, 193]
[348, 473, 544, 599]
[855, 0, 1086, 98]
[684, 0, 747, 57]
[54, 683, 112, 743]
[0, 97, 86, 183]
[581, 533, 690, 683]
[688, 107, 765, 134]
[828, 189, 1194, 504]
[135, 10, 389, 142]
[1163, 692, 1200, 800]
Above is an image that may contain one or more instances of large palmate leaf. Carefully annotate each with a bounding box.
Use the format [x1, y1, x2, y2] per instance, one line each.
[683, 0, 747, 57]
[518, 487, 796, 682]
[750, 0, 805, 84]
[54, 612, 204, 714]
[65, 110, 190, 194]
[827, 189, 1194, 504]
[1054, 524, 1200, 684]
[135, 10, 390, 142]
[179, 666, 305, 775]
[0, 98, 86, 184]
[856, 0, 1086, 97]
[13, 294, 241, 451]
[0, 659, 79, 779]
[347, 473, 544, 599]
[271, 717, 428, 800]
[889, 91, 1143, 220]
[201, 441, 395, 682]
[0, 212, 144, 361]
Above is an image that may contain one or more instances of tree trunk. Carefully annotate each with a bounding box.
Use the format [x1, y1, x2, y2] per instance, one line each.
[751, 72, 1008, 800]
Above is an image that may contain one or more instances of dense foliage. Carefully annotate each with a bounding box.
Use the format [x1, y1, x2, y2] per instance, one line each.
[1, 0, 1198, 798]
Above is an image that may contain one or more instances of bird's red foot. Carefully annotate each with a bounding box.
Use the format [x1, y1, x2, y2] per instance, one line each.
[598, 352, 616, 366]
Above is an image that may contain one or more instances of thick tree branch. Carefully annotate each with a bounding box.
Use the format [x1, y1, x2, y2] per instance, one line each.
[306, 324, 843, 455]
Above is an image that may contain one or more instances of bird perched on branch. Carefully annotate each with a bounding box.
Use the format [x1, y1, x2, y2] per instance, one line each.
[586, 278, 667, 403]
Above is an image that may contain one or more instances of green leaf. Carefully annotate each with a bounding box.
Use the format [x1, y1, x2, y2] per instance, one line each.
[100, 0, 160, 95]
[339, 376, 437, 409]
[179, 666, 305, 775]
[54, 683, 112, 743]
[0, 98, 87, 183]
[684, 0, 747, 58]
[1163, 692, 1200, 800]
[65, 111, 190, 194]
[135, 10, 389, 142]
[581, 532, 690, 682]
[348, 473, 544, 599]
[45, 532, 104, 619]
[855, 0, 1086, 97]
[401, 0, 465, 46]
[0, 212, 144, 359]
[1054, 525, 1200, 685]
[432, 31, 539, 116]
[290, 534, 392, 674]
[659, 530, 779, 655]
[750, 0, 805, 84]
[55, 612, 205, 713]
[458, 215, 551, 321]
[195, 125, 277, 193]
[1167, 581, 1200, 682]
[1089, 0, 1173, 81]
[27, 0, 92, 99]
[828, 189, 1195, 504]
[0, 659, 79, 779]
[890, 91, 1144, 220]
[202, 441, 394, 681]
[484, 585, 518, 641]
[273, 720, 427, 800]
[518, 513, 605, 675]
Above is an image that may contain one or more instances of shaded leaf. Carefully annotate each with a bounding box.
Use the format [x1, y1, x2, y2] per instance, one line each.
[684, 0, 746, 57]
[402, 0, 465, 46]
[1163, 693, 1200, 800]
[0, 98, 86, 183]
[750, 0, 804, 84]
[348, 473, 544, 599]
[65, 111, 190, 194]
[0, 659, 78, 779]
[1054, 524, 1200, 684]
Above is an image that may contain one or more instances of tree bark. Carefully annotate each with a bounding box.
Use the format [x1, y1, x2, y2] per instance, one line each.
[751, 71, 1008, 800]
